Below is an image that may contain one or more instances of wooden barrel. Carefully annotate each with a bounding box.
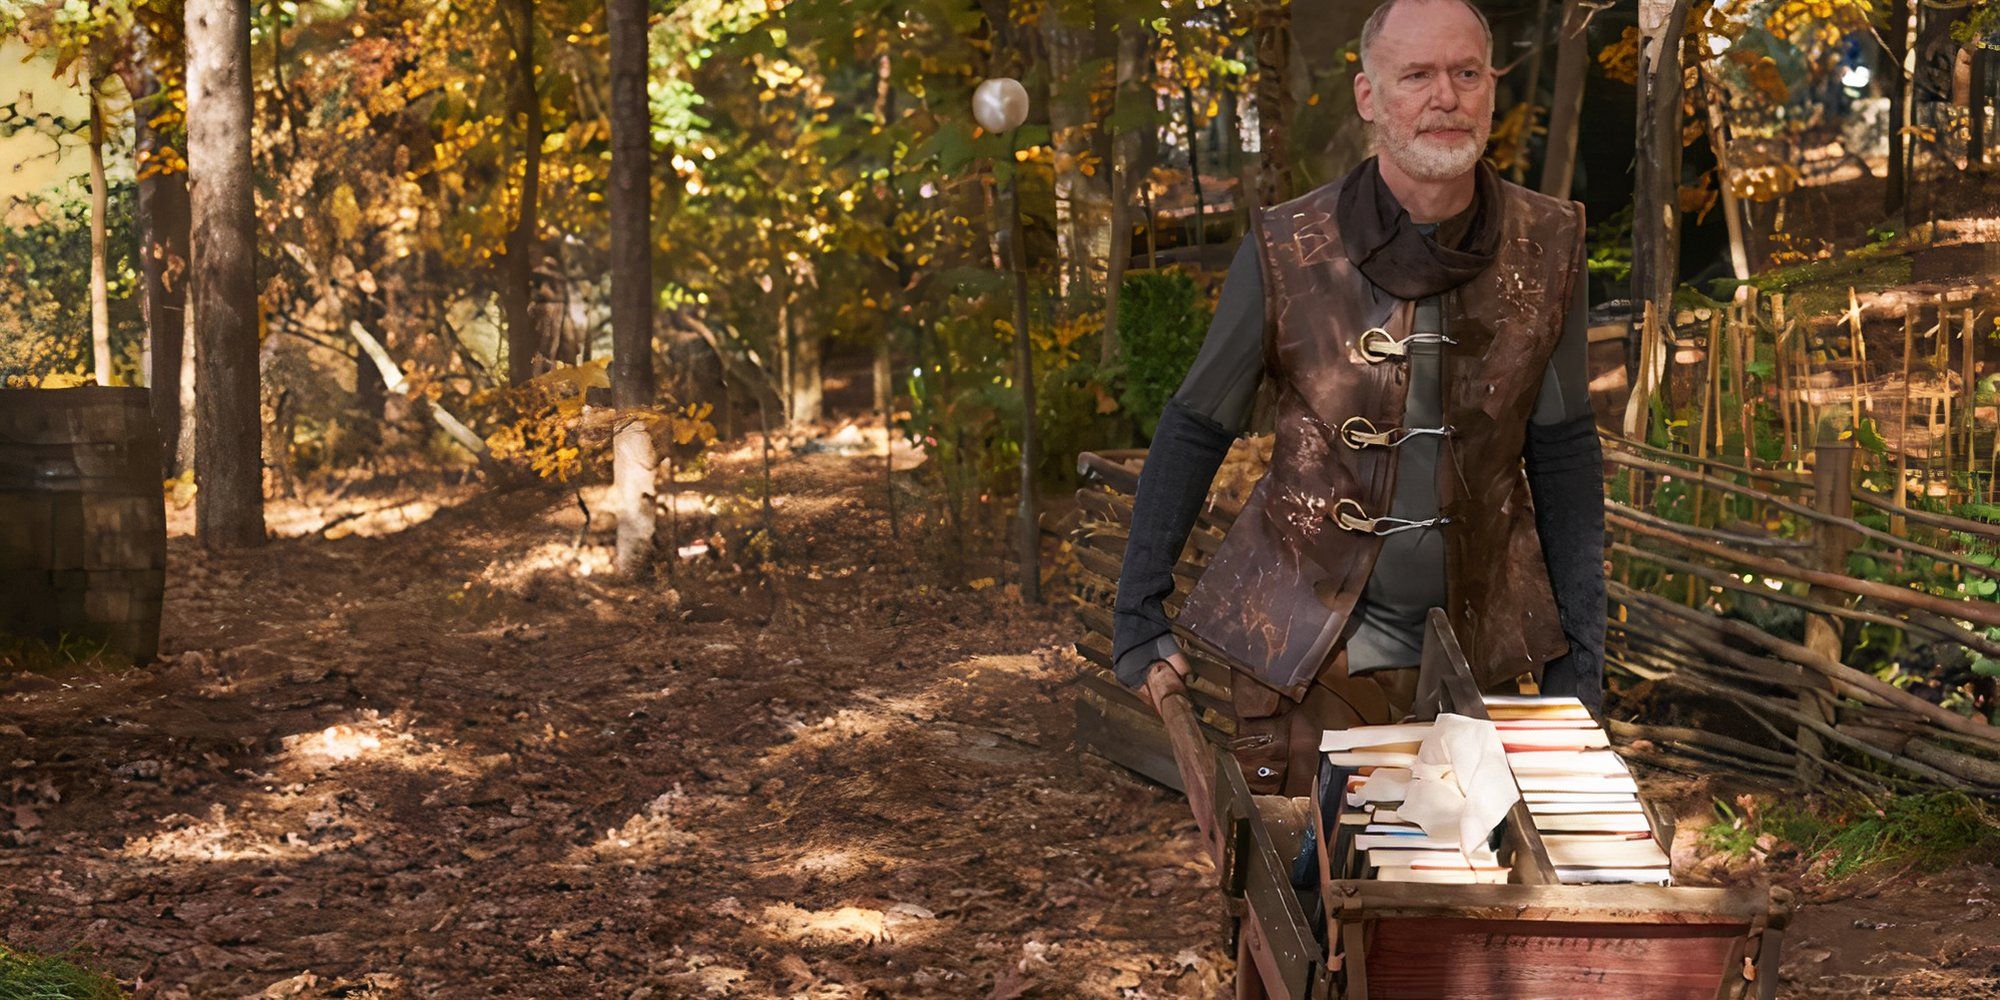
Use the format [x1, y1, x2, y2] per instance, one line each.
[0, 387, 166, 662]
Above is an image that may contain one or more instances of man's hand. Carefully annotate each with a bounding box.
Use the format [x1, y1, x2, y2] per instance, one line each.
[1139, 652, 1193, 715]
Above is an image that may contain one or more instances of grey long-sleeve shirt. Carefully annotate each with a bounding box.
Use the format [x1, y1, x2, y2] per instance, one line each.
[1118, 231, 1595, 678]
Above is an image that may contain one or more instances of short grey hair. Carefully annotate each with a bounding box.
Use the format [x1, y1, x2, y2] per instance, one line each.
[1358, 0, 1494, 77]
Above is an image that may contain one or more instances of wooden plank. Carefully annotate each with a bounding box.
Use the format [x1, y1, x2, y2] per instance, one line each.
[1217, 741, 1322, 999]
[1074, 680, 1184, 792]
[1360, 916, 1741, 999]
[1327, 881, 1777, 923]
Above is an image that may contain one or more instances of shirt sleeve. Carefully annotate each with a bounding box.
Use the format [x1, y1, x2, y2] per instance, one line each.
[1110, 235, 1269, 688]
[1172, 235, 1268, 434]
[1529, 257, 1594, 426]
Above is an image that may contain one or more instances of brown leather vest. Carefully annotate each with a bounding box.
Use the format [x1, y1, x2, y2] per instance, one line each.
[1178, 173, 1585, 701]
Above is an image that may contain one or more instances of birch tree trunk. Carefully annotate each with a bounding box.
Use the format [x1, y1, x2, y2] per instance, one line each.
[89, 82, 112, 385]
[608, 0, 657, 578]
[187, 0, 265, 549]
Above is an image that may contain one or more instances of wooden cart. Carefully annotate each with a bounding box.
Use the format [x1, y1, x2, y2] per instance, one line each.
[1068, 451, 1792, 999]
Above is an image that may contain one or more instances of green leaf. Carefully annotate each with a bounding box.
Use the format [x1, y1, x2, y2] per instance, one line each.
[1972, 657, 2000, 678]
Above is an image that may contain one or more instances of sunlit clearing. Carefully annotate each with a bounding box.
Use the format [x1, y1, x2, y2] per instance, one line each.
[478, 540, 614, 588]
[756, 901, 940, 947]
[265, 499, 442, 539]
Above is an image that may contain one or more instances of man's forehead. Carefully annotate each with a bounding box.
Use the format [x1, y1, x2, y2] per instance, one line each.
[1370, 2, 1491, 69]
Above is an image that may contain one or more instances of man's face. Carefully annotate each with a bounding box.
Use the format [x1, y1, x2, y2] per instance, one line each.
[1353, 0, 1497, 183]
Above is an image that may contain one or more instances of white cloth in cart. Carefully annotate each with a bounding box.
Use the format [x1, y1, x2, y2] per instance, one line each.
[1395, 713, 1519, 862]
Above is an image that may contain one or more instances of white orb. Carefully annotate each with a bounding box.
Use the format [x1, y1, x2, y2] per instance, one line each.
[973, 77, 1030, 133]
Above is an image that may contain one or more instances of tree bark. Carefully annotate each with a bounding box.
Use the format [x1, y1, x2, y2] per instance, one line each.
[1699, 65, 1751, 283]
[1288, 0, 1370, 189]
[999, 141, 1040, 604]
[1513, 0, 1553, 184]
[1040, 1, 1096, 303]
[1969, 45, 1987, 169]
[1630, 0, 1693, 397]
[176, 312, 197, 474]
[124, 54, 193, 475]
[187, 0, 265, 549]
[89, 82, 112, 385]
[1885, 0, 1910, 213]
[608, 0, 656, 578]
[790, 317, 824, 425]
[1101, 18, 1145, 364]
[1251, 0, 1293, 206]
[1538, 0, 1593, 197]
[1183, 82, 1204, 250]
[501, 0, 543, 385]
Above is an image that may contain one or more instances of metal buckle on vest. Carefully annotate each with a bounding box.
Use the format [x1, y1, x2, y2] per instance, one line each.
[1338, 416, 1455, 449]
[1332, 497, 1452, 536]
[1357, 327, 1457, 363]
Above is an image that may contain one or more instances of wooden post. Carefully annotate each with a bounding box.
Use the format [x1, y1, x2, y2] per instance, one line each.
[1963, 307, 1978, 492]
[1897, 309, 1914, 536]
[1846, 287, 1867, 430]
[1800, 435, 1857, 784]
[1784, 292, 1800, 464]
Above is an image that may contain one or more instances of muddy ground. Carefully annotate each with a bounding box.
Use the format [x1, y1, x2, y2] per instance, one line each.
[3, 427, 1998, 998]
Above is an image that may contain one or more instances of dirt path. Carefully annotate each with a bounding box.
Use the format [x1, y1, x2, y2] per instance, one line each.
[2, 438, 1231, 998]
[3, 432, 1997, 998]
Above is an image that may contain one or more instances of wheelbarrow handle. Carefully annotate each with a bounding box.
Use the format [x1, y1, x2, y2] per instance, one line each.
[1145, 666, 1222, 865]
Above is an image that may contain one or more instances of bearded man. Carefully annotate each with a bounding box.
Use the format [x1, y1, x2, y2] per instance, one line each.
[1111, 0, 1607, 796]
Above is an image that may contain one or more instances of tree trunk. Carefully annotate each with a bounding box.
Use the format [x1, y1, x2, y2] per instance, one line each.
[1538, 0, 1593, 197]
[1251, 0, 1293, 206]
[501, 0, 543, 385]
[355, 295, 387, 420]
[1699, 65, 1751, 283]
[125, 56, 193, 475]
[1630, 0, 1693, 401]
[608, 0, 656, 578]
[1288, 0, 1370, 189]
[1040, 2, 1095, 303]
[790, 321, 824, 426]
[1885, 0, 1910, 213]
[89, 83, 112, 385]
[1969, 45, 1987, 169]
[176, 313, 197, 474]
[187, 0, 265, 549]
[998, 139, 1040, 604]
[1101, 18, 1145, 364]
[1183, 82, 1204, 250]
[1513, 0, 1553, 184]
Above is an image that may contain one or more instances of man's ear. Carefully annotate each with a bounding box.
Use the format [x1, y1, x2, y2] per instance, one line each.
[1353, 72, 1375, 122]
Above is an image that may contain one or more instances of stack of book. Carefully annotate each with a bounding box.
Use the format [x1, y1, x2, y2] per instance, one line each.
[1321, 723, 1513, 885]
[1485, 695, 1672, 885]
[1317, 700, 1674, 887]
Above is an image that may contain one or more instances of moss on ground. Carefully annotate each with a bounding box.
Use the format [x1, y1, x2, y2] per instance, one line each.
[0, 944, 127, 1000]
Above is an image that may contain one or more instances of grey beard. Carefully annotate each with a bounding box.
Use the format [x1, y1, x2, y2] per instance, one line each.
[1369, 120, 1490, 183]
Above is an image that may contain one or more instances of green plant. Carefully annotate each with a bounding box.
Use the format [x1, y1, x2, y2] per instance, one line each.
[0, 182, 145, 385]
[0, 942, 127, 1000]
[1112, 268, 1211, 437]
[1585, 204, 1634, 285]
[1702, 790, 2000, 880]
